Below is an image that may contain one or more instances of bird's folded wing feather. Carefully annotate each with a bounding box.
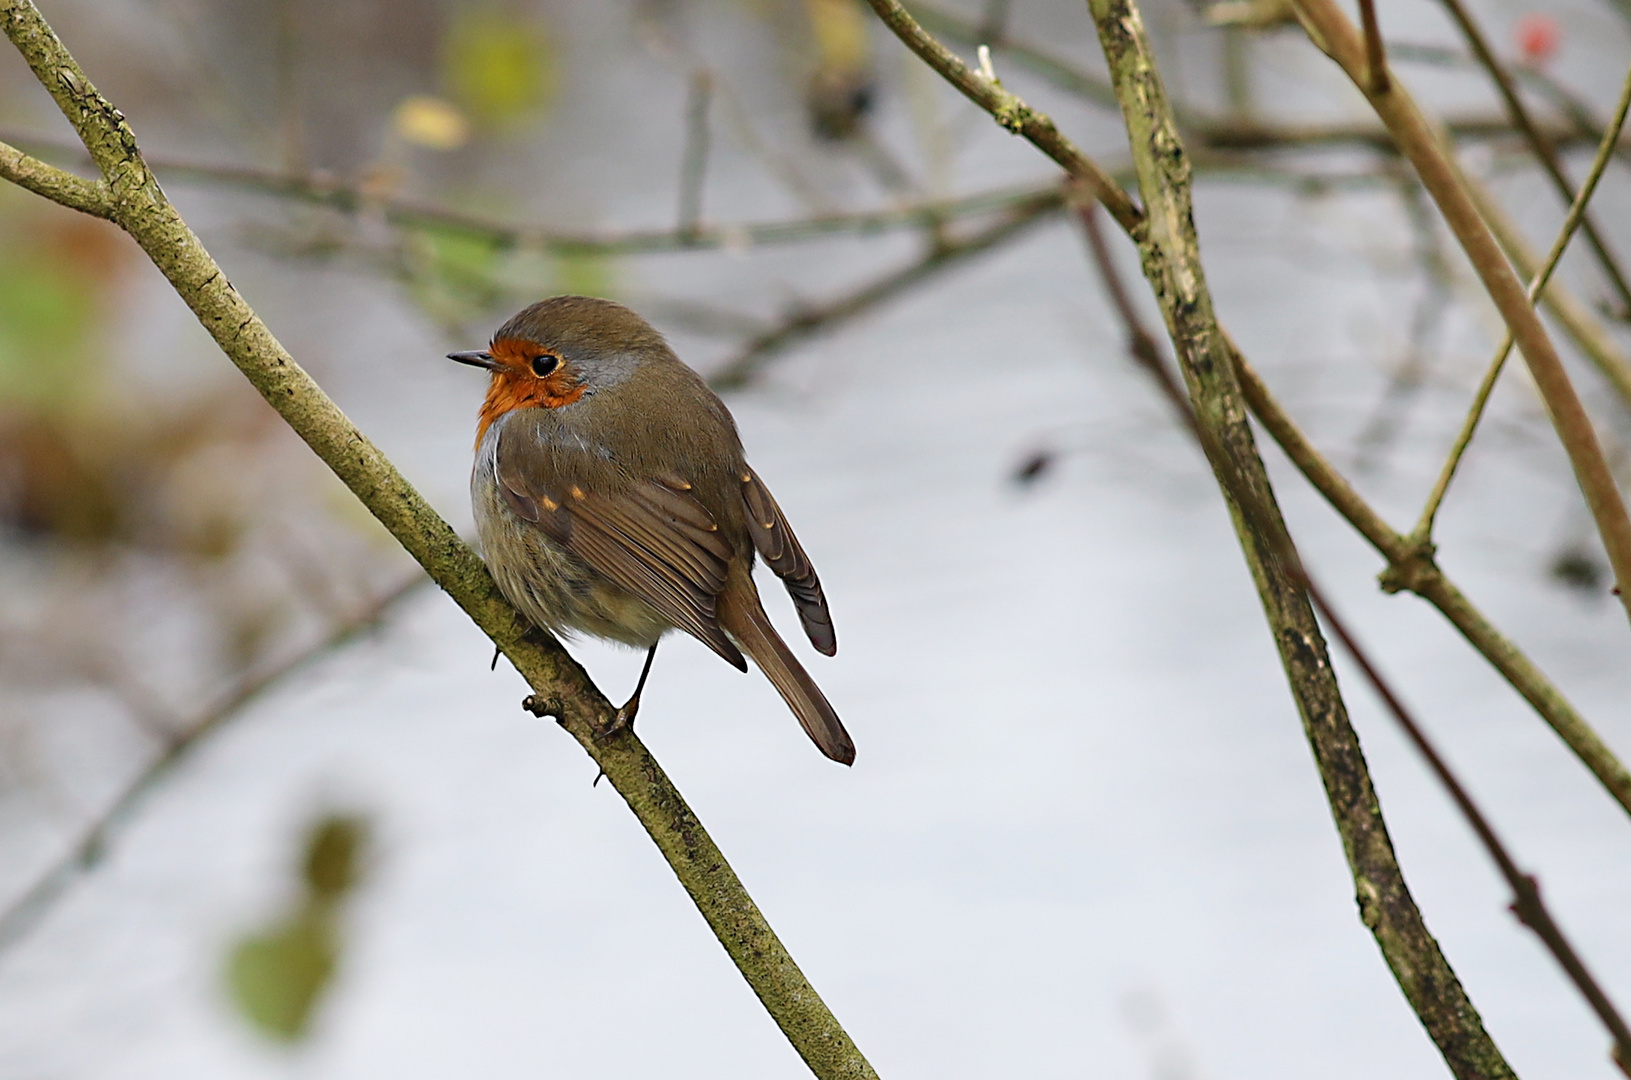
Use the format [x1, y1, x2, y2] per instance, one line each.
[495, 432, 745, 669]
[740, 467, 836, 656]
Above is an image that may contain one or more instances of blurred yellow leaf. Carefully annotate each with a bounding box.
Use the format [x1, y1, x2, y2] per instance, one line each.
[807, 0, 870, 71]
[393, 94, 471, 151]
[442, 9, 558, 129]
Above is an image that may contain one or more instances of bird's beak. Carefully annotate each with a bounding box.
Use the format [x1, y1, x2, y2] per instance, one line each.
[447, 350, 500, 370]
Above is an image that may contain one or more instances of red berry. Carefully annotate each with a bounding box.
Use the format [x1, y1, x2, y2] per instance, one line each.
[1515, 13, 1561, 64]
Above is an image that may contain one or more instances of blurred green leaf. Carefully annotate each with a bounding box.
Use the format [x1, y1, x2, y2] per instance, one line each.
[403, 229, 507, 326]
[305, 815, 368, 900]
[226, 909, 337, 1043]
[0, 252, 97, 410]
[442, 8, 558, 130]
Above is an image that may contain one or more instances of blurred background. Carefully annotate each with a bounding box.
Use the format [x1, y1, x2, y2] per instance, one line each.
[0, 0, 1629, 1076]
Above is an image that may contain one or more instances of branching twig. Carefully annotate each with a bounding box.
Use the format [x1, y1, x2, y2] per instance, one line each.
[1231, 350, 1631, 820]
[1358, 0, 1388, 94]
[863, 0, 1142, 233]
[1291, 0, 1631, 628]
[0, 5, 877, 1076]
[1414, 59, 1631, 542]
[0, 573, 428, 953]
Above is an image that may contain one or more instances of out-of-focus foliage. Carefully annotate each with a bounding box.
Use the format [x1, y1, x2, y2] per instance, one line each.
[804, 0, 874, 140]
[392, 94, 472, 151]
[441, 8, 558, 131]
[226, 814, 370, 1043]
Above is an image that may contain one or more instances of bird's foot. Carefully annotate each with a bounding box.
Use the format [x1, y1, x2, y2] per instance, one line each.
[595, 694, 640, 740]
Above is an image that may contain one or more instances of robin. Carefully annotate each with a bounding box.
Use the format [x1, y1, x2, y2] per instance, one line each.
[449, 295, 855, 765]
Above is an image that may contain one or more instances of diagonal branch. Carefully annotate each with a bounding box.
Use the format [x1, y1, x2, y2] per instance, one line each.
[1432, 0, 1631, 315]
[1291, 0, 1631, 629]
[1079, 2, 1515, 1073]
[1230, 349, 1631, 821]
[1414, 60, 1631, 542]
[1307, 585, 1631, 1077]
[1088, 199, 1631, 1076]
[711, 187, 1063, 389]
[0, 4, 876, 1077]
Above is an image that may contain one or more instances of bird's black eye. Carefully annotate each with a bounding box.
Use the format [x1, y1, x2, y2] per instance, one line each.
[531, 354, 560, 377]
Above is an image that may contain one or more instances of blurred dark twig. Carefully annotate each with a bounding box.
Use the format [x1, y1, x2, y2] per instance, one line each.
[710, 187, 1063, 389]
[0, 572, 428, 955]
[676, 70, 713, 238]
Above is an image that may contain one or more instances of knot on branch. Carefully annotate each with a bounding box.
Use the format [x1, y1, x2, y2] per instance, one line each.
[521, 694, 565, 722]
[1355, 876, 1383, 929]
[1378, 541, 1440, 595]
[992, 97, 1032, 134]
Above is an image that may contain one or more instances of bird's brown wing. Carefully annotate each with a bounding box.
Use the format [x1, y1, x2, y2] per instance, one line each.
[740, 467, 836, 656]
[495, 433, 746, 670]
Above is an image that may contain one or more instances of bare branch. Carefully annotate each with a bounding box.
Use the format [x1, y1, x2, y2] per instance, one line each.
[1080, 1, 1515, 1073]
[1305, 588, 1631, 1077]
[1231, 351, 1631, 820]
[1432, 0, 1631, 314]
[1414, 59, 1631, 540]
[1292, 0, 1631, 628]
[1358, 0, 1388, 94]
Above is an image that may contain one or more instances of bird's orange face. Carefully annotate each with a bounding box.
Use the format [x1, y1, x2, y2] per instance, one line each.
[452, 336, 586, 447]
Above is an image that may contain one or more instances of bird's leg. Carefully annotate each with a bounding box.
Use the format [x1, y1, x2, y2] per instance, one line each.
[602, 641, 659, 737]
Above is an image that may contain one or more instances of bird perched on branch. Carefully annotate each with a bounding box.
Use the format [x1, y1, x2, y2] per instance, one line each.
[449, 296, 854, 765]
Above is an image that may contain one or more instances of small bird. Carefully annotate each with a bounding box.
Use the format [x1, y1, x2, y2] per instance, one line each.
[450, 296, 854, 765]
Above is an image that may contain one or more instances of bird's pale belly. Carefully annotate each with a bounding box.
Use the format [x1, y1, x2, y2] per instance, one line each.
[472, 466, 674, 649]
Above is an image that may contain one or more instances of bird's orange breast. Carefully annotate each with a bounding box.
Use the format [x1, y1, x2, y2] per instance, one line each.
[475, 340, 587, 447]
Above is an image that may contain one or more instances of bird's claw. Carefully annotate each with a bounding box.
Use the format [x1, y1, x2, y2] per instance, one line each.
[595, 697, 639, 740]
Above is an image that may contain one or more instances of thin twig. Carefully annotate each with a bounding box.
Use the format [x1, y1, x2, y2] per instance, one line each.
[1292, 0, 1631, 628]
[1411, 57, 1631, 542]
[1432, 0, 1631, 314]
[1305, 592, 1631, 1078]
[1461, 168, 1631, 418]
[1358, 0, 1389, 94]
[676, 70, 713, 238]
[0, 572, 428, 954]
[2, 131, 1065, 256]
[863, 0, 1142, 233]
[711, 188, 1063, 389]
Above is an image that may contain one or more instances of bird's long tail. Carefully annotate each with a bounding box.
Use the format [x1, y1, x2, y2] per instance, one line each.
[718, 573, 854, 766]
